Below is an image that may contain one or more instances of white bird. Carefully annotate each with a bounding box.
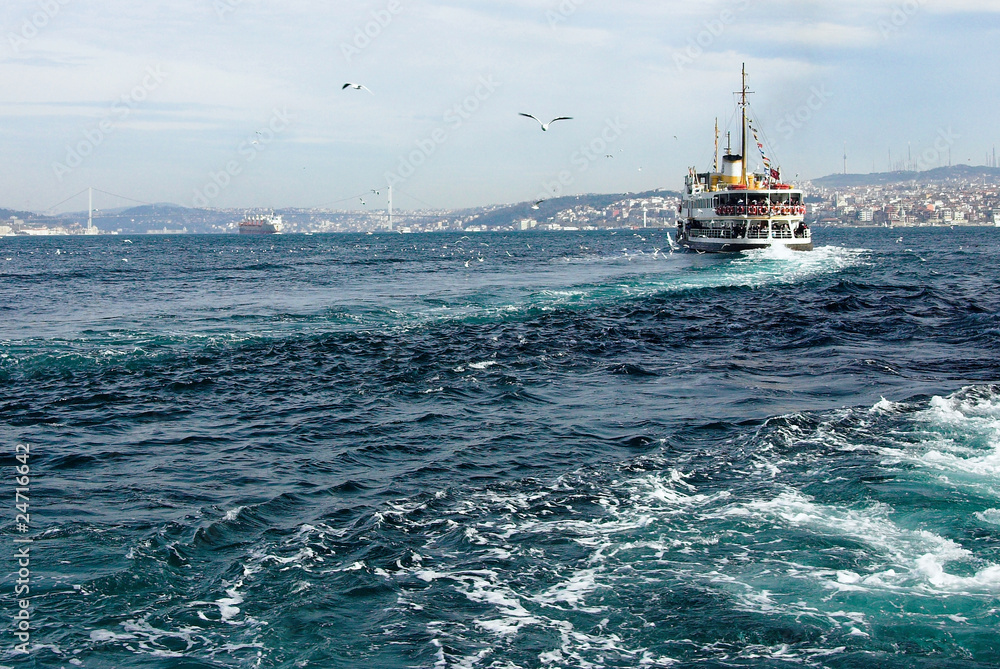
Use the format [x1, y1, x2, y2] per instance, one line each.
[530, 200, 544, 210]
[519, 113, 573, 131]
[342, 83, 374, 95]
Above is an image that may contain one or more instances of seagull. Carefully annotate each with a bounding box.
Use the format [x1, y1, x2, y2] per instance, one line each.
[530, 200, 544, 210]
[343, 83, 374, 95]
[519, 113, 573, 131]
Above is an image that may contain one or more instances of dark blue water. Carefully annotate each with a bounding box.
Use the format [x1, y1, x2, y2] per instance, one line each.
[2, 228, 1000, 668]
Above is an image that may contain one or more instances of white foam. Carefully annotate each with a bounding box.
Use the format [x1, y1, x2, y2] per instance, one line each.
[878, 387, 1000, 481]
[415, 569, 447, 583]
[216, 588, 244, 622]
[90, 630, 137, 642]
[871, 397, 901, 414]
[256, 546, 316, 568]
[727, 489, 1000, 596]
[533, 569, 604, 611]
[976, 508, 1000, 526]
[915, 554, 1000, 592]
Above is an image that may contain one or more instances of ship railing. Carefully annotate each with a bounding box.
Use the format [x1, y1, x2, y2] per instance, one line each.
[689, 228, 737, 239]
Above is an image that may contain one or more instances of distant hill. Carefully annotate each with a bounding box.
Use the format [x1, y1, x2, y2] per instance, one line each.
[459, 189, 680, 229]
[813, 165, 1000, 189]
[45, 203, 239, 234]
[0, 207, 50, 222]
[0, 189, 682, 234]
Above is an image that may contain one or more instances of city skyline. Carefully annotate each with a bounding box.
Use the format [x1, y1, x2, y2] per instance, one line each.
[2, 0, 999, 214]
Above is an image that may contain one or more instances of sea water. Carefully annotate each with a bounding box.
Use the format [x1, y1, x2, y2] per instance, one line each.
[1, 227, 999, 667]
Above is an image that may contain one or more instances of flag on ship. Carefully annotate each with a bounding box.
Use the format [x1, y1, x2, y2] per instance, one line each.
[747, 119, 782, 182]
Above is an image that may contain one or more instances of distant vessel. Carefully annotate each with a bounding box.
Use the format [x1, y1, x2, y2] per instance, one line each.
[239, 213, 283, 235]
[677, 66, 812, 252]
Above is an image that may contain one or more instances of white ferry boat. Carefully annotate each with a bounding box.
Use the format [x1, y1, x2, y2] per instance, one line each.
[239, 213, 283, 235]
[677, 66, 812, 252]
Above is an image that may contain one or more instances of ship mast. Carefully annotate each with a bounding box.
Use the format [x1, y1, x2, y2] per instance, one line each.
[740, 64, 749, 186]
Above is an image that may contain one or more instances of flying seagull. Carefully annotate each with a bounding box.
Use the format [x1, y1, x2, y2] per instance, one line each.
[343, 83, 374, 95]
[530, 200, 544, 210]
[519, 113, 573, 131]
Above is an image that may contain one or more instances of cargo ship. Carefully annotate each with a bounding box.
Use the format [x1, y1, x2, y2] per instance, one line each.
[676, 66, 812, 252]
[238, 213, 283, 234]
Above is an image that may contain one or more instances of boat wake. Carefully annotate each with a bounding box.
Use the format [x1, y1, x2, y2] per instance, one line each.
[65, 385, 991, 668]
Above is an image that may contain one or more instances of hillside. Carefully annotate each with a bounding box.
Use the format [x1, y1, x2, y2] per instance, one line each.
[0, 207, 49, 222]
[459, 189, 680, 229]
[812, 165, 1000, 189]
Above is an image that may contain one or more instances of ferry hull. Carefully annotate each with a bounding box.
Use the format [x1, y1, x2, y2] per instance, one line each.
[679, 236, 812, 253]
[239, 224, 279, 234]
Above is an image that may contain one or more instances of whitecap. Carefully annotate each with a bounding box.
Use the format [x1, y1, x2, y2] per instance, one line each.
[216, 588, 244, 622]
[976, 508, 1000, 526]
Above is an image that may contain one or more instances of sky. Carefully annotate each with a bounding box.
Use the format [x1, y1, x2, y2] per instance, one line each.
[1, 0, 999, 213]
